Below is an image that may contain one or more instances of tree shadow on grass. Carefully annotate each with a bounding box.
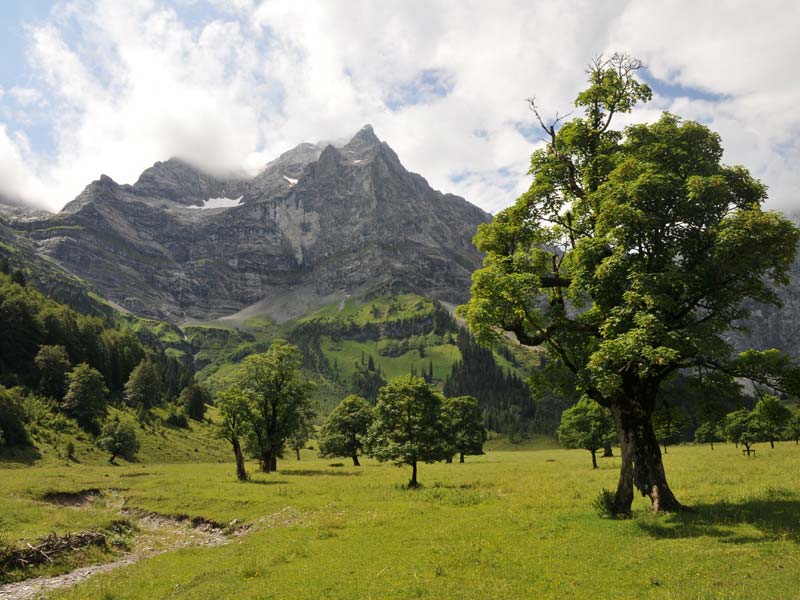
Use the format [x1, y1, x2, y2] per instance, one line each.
[246, 478, 290, 485]
[278, 469, 362, 477]
[0, 444, 42, 466]
[636, 489, 800, 544]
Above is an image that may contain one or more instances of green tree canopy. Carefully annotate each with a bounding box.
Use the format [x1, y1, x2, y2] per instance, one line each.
[216, 388, 252, 481]
[97, 415, 140, 463]
[62, 363, 108, 432]
[557, 397, 616, 468]
[442, 395, 487, 463]
[124, 358, 163, 411]
[694, 421, 723, 450]
[652, 400, 689, 454]
[179, 383, 210, 421]
[753, 394, 792, 448]
[786, 411, 800, 446]
[0, 386, 29, 448]
[366, 376, 446, 487]
[232, 339, 313, 472]
[723, 409, 764, 456]
[459, 53, 799, 513]
[34, 345, 71, 400]
[318, 395, 374, 466]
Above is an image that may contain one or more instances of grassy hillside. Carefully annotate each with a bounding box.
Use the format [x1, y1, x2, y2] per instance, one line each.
[175, 293, 539, 416]
[2, 443, 799, 598]
[1, 404, 228, 469]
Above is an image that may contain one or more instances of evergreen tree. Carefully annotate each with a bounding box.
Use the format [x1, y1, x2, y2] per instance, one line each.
[352, 354, 386, 403]
[444, 329, 533, 434]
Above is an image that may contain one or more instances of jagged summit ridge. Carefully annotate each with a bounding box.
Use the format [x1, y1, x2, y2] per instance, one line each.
[20, 126, 491, 321]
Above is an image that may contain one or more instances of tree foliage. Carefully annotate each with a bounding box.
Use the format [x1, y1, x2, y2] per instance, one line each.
[34, 345, 71, 400]
[179, 383, 210, 421]
[753, 395, 792, 448]
[458, 53, 800, 513]
[442, 395, 487, 463]
[97, 415, 140, 463]
[351, 354, 386, 403]
[215, 388, 252, 481]
[62, 363, 108, 432]
[124, 358, 163, 411]
[318, 395, 374, 466]
[366, 376, 446, 487]
[231, 339, 313, 472]
[723, 409, 764, 456]
[694, 421, 723, 449]
[0, 386, 29, 448]
[443, 329, 532, 435]
[557, 397, 616, 468]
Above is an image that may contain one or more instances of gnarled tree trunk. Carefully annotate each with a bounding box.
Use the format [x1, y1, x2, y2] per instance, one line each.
[260, 448, 278, 472]
[611, 395, 683, 515]
[233, 438, 247, 481]
[352, 452, 360, 466]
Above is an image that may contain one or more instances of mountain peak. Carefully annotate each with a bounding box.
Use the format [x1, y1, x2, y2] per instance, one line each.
[345, 124, 380, 148]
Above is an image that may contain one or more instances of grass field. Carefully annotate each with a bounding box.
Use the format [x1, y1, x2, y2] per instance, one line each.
[2, 440, 800, 599]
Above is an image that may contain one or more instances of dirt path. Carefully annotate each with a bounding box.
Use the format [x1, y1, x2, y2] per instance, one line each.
[0, 508, 234, 600]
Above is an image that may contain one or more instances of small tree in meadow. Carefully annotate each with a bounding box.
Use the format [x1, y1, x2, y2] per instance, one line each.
[787, 412, 800, 446]
[754, 394, 792, 448]
[216, 388, 252, 481]
[694, 421, 723, 450]
[557, 398, 616, 469]
[652, 400, 689, 454]
[723, 409, 764, 457]
[232, 340, 313, 472]
[289, 419, 312, 460]
[442, 395, 487, 463]
[318, 395, 374, 466]
[62, 363, 108, 432]
[97, 416, 140, 463]
[366, 376, 446, 487]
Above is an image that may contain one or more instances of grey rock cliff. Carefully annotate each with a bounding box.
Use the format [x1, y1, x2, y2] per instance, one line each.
[21, 126, 490, 321]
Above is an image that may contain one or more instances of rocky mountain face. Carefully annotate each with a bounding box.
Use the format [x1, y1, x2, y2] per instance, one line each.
[728, 213, 800, 359]
[15, 126, 490, 321]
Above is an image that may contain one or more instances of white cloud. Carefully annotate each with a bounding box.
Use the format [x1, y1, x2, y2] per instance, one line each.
[0, 0, 797, 215]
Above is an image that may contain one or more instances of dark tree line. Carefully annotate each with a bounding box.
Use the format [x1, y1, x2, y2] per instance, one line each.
[443, 329, 534, 436]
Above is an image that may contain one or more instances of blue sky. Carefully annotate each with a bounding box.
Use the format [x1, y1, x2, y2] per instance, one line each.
[0, 1, 797, 215]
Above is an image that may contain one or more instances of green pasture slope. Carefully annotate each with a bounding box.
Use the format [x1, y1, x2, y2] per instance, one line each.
[2, 442, 799, 599]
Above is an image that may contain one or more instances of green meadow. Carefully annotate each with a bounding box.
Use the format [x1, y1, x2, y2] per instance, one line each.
[2, 440, 799, 599]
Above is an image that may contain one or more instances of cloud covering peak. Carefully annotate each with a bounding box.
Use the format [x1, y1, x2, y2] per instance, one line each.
[0, 0, 797, 215]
